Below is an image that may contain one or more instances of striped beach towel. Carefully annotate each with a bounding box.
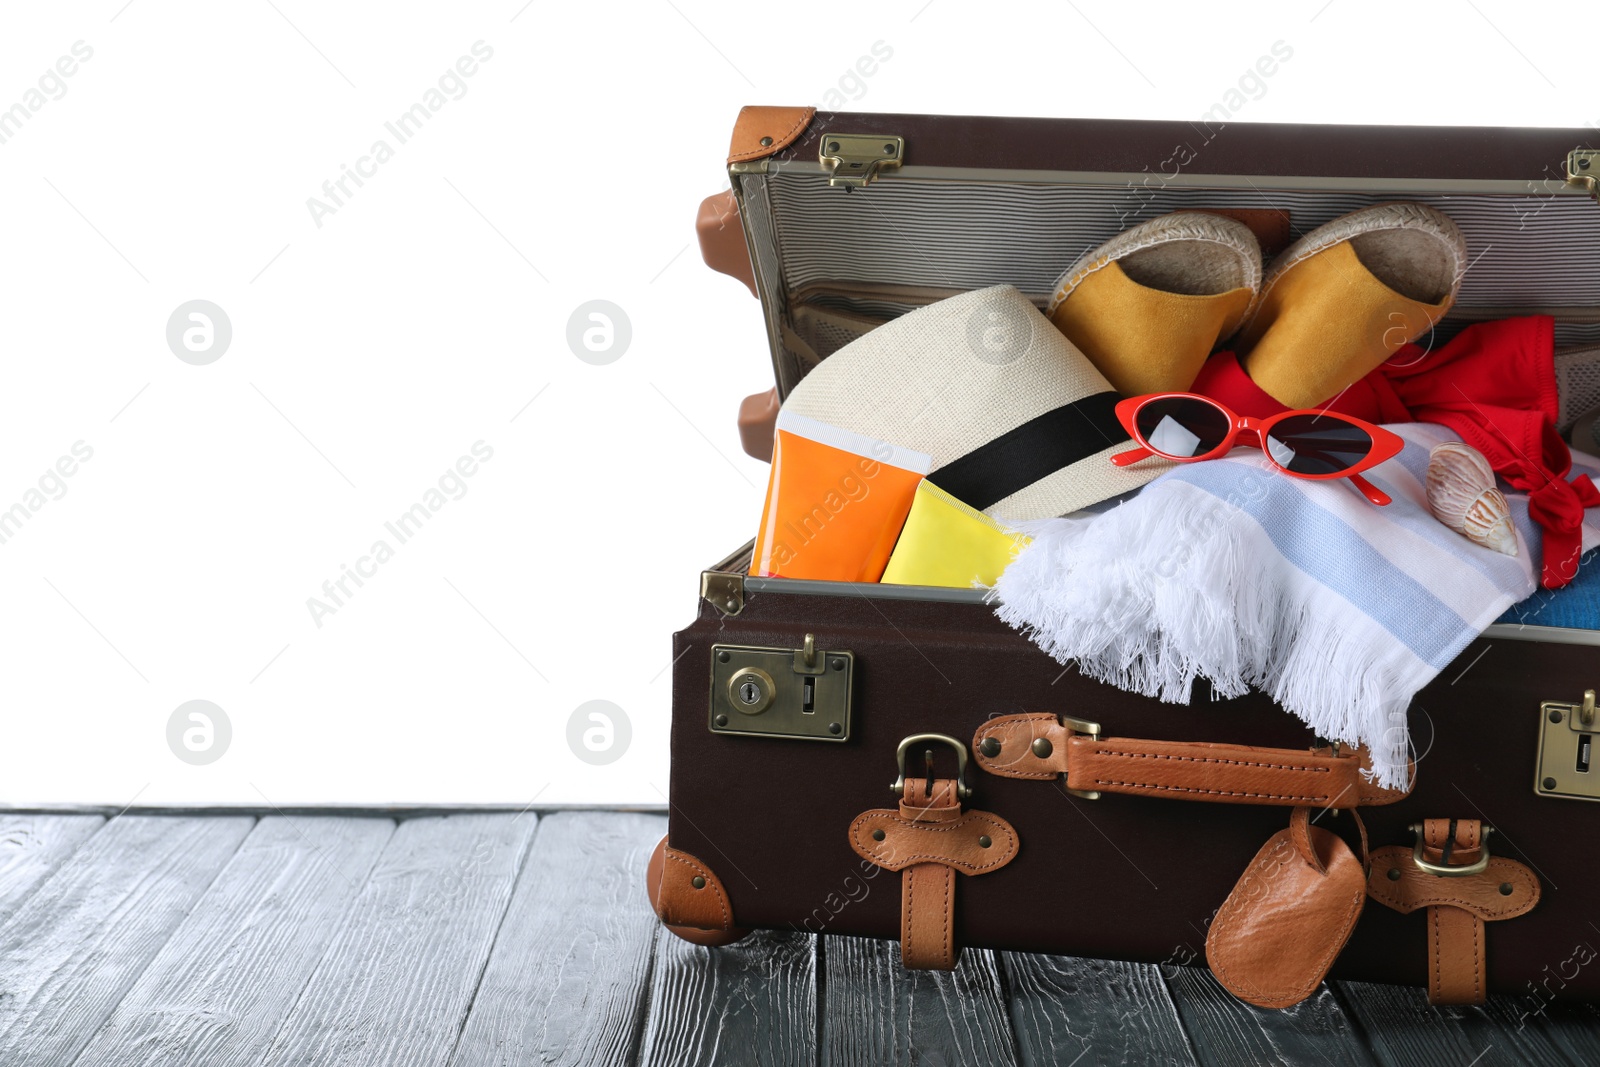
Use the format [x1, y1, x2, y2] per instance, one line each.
[992, 423, 1600, 790]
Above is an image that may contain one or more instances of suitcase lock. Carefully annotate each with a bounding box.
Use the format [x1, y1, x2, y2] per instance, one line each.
[709, 637, 853, 742]
[1534, 689, 1599, 802]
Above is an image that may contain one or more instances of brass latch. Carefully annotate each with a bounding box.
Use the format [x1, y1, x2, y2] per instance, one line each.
[1566, 150, 1600, 202]
[820, 134, 904, 188]
[709, 635, 853, 741]
[1534, 689, 1599, 801]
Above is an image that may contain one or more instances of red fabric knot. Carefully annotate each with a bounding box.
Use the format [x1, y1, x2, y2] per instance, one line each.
[1528, 473, 1600, 588]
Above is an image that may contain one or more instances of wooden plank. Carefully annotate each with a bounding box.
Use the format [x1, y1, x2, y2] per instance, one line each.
[0, 814, 105, 923]
[1001, 952, 1197, 1067]
[449, 810, 665, 1067]
[637, 927, 817, 1067]
[254, 812, 538, 1067]
[0, 815, 254, 1066]
[68, 816, 395, 1067]
[1510, 999, 1600, 1065]
[1163, 966, 1375, 1067]
[1336, 981, 1578, 1067]
[822, 936, 1018, 1067]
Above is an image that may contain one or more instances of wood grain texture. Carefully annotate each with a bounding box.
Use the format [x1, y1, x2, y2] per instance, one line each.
[1002, 952, 1197, 1067]
[1511, 1000, 1600, 1065]
[1336, 981, 1578, 1067]
[0, 814, 104, 923]
[253, 812, 538, 1067]
[1164, 965, 1376, 1067]
[68, 816, 395, 1067]
[637, 927, 816, 1067]
[448, 811, 665, 1067]
[823, 935, 1019, 1067]
[0, 815, 255, 1067]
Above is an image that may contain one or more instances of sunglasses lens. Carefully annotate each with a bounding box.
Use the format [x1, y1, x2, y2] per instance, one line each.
[1264, 414, 1374, 475]
[1133, 397, 1232, 459]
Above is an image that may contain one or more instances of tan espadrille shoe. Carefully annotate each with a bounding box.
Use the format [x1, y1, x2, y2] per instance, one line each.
[1236, 202, 1466, 409]
[1046, 212, 1261, 397]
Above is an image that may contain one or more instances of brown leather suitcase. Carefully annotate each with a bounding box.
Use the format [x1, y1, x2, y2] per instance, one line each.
[654, 105, 1600, 1007]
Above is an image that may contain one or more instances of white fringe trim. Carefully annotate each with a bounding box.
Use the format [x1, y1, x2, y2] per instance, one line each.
[991, 490, 1417, 790]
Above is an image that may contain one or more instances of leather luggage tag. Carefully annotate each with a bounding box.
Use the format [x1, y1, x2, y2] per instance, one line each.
[1206, 808, 1366, 1009]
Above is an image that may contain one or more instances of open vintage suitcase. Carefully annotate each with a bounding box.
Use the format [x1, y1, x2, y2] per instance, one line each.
[651, 106, 1600, 1007]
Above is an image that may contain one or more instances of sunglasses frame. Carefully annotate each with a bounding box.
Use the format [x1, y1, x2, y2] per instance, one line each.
[1110, 392, 1406, 506]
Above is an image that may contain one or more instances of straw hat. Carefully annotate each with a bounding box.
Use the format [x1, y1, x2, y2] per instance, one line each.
[780, 285, 1161, 520]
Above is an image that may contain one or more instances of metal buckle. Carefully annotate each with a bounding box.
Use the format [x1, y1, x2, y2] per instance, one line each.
[1061, 716, 1103, 800]
[1409, 823, 1493, 877]
[891, 733, 970, 801]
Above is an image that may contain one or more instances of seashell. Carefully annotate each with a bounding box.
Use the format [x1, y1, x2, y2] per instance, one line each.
[1426, 442, 1518, 556]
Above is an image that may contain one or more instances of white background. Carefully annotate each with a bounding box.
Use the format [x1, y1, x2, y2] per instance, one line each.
[0, 0, 1590, 807]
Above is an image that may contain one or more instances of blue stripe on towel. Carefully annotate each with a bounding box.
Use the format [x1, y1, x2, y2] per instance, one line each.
[1360, 468, 1533, 589]
[1164, 461, 1480, 669]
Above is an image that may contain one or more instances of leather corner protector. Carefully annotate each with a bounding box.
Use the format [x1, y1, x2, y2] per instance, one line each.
[728, 105, 817, 164]
[646, 837, 747, 945]
[972, 714, 1064, 780]
[848, 808, 1019, 875]
[1366, 845, 1540, 921]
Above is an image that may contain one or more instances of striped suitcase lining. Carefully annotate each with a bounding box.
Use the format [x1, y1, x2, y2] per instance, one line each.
[764, 174, 1600, 320]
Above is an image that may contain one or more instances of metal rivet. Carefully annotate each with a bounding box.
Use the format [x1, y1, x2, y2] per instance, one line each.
[831, 658, 845, 670]
[1550, 709, 1564, 723]
[759, 136, 773, 147]
[829, 722, 842, 735]
[872, 829, 885, 841]
[691, 876, 706, 889]
[1583, 158, 1592, 170]
[1499, 883, 1514, 896]
[883, 142, 894, 153]
[1544, 777, 1559, 790]
[1031, 738, 1053, 759]
[979, 737, 1001, 758]
[1387, 868, 1402, 881]
[718, 650, 730, 663]
[827, 140, 840, 152]
[978, 835, 992, 849]
[714, 714, 728, 727]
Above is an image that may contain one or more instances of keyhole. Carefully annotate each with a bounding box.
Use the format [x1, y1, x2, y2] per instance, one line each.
[739, 681, 761, 704]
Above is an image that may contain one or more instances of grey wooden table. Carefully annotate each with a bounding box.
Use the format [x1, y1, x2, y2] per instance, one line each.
[0, 810, 1594, 1066]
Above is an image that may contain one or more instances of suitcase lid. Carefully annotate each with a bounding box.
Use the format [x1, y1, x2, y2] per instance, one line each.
[724, 107, 1600, 398]
[716, 107, 1600, 645]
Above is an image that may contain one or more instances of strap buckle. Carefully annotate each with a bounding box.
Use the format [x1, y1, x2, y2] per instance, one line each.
[891, 733, 971, 801]
[1409, 822, 1494, 877]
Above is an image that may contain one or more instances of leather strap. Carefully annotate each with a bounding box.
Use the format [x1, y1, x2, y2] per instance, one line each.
[1429, 906, 1487, 1005]
[903, 862, 958, 970]
[1366, 819, 1541, 1005]
[848, 778, 1019, 971]
[973, 713, 1411, 808]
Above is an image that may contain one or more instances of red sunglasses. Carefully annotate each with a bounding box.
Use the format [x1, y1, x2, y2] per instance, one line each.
[1110, 393, 1405, 506]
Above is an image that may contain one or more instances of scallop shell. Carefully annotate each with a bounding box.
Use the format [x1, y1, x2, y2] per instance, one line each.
[1426, 442, 1517, 556]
